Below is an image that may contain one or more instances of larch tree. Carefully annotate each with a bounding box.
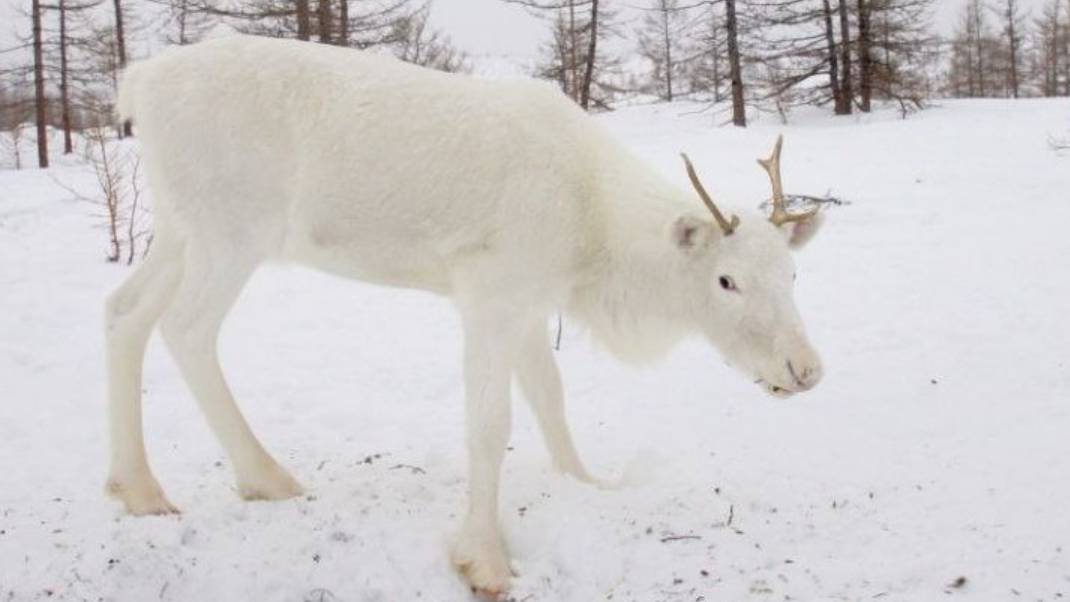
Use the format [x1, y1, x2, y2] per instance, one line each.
[822, 0, 845, 113]
[148, 0, 216, 45]
[45, 0, 100, 153]
[112, 0, 131, 136]
[509, 0, 621, 110]
[204, 0, 410, 48]
[32, 0, 48, 168]
[997, 0, 1026, 98]
[636, 0, 693, 101]
[688, 2, 726, 103]
[837, 0, 853, 113]
[1030, 0, 1067, 96]
[864, 0, 936, 111]
[749, 0, 851, 116]
[391, 6, 470, 72]
[725, 0, 745, 125]
[856, 0, 873, 110]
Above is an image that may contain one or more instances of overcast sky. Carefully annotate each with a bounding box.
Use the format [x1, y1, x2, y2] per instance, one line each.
[426, 0, 1054, 59]
[0, 0, 1057, 61]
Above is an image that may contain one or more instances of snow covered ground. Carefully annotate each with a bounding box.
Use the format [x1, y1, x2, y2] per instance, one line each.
[2, 98, 1069, 602]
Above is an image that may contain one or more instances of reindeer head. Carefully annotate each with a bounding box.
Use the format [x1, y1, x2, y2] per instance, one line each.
[674, 136, 824, 398]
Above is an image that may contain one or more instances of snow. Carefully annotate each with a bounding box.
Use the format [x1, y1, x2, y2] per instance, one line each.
[2, 98, 1069, 601]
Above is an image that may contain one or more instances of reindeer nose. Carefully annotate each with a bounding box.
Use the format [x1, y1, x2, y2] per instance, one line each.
[786, 359, 823, 391]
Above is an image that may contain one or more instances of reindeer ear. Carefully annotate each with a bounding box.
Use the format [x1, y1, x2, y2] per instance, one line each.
[671, 215, 715, 252]
[782, 211, 825, 249]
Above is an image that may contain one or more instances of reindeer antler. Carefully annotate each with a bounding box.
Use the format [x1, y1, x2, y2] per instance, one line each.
[757, 135, 818, 227]
[681, 153, 740, 236]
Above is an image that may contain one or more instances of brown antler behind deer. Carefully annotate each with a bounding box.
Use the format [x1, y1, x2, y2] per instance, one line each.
[758, 135, 819, 227]
[681, 153, 740, 235]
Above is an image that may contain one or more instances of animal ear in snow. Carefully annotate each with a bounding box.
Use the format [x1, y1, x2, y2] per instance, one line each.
[671, 215, 715, 252]
[782, 211, 825, 249]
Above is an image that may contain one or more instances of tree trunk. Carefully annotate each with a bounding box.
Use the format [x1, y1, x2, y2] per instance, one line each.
[1061, 0, 1070, 94]
[1006, 0, 1019, 98]
[296, 0, 311, 41]
[856, 0, 872, 111]
[33, 0, 49, 168]
[1053, 2, 1063, 97]
[662, 2, 673, 101]
[317, 0, 331, 43]
[972, 0, 986, 97]
[579, 0, 598, 110]
[1064, 0, 1070, 96]
[837, 0, 852, 113]
[176, 0, 189, 44]
[59, 0, 73, 154]
[337, 0, 348, 45]
[725, 0, 745, 126]
[568, 0, 578, 101]
[822, 0, 844, 114]
[113, 0, 132, 137]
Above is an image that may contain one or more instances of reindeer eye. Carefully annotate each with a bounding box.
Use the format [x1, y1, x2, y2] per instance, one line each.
[719, 276, 737, 291]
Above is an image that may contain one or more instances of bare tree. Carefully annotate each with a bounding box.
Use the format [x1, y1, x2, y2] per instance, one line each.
[204, 0, 411, 49]
[997, 0, 1026, 97]
[32, 0, 49, 168]
[579, 0, 600, 108]
[1030, 1, 1063, 96]
[821, 0, 845, 112]
[508, 0, 621, 110]
[392, 6, 470, 72]
[1064, 0, 1070, 95]
[112, 0, 132, 136]
[972, 0, 988, 95]
[148, 0, 216, 45]
[44, 0, 100, 153]
[316, 0, 331, 43]
[58, 0, 73, 152]
[865, 0, 936, 111]
[725, 0, 745, 125]
[837, 0, 853, 113]
[949, 0, 1008, 97]
[856, 0, 872, 110]
[55, 122, 150, 262]
[636, 0, 693, 101]
[688, 2, 725, 102]
[749, 0, 851, 116]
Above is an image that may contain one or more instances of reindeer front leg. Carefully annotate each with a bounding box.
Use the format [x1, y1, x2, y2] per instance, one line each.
[516, 322, 601, 485]
[451, 301, 522, 596]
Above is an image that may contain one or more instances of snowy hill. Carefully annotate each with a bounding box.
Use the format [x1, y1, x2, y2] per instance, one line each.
[1, 98, 1069, 601]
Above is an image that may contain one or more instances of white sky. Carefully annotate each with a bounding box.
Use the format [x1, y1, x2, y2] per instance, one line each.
[0, 0, 1057, 61]
[426, 0, 1054, 59]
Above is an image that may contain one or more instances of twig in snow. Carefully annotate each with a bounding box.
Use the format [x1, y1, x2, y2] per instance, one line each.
[303, 588, 337, 602]
[660, 534, 701, 543]
[389, 463, 426, 475]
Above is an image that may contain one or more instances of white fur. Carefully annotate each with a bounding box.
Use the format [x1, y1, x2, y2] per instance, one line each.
[106, 35, 824, 594]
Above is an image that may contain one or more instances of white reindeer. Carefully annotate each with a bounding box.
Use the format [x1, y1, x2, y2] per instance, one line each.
[106, 35, 825, 595]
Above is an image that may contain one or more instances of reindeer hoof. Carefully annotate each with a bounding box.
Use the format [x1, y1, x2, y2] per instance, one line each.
[558, 465, 621, 490]
[237, 461, 303, 501]
[106, 477, 180, 516]
[452, 533, 513, 597]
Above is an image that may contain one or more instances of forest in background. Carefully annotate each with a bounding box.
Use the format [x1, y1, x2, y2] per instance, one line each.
[1, 0, 1069, 170]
